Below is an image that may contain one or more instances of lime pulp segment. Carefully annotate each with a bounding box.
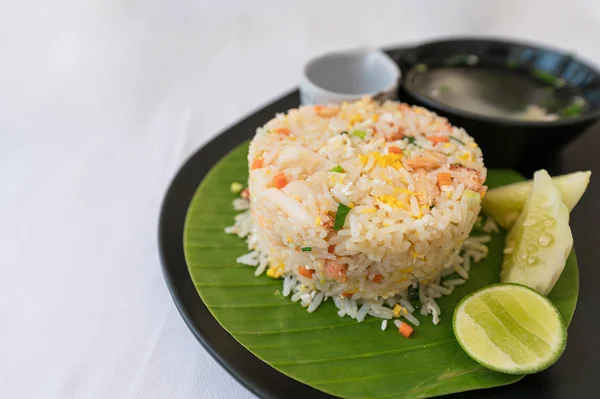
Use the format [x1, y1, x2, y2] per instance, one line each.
[453, 283, 566, 374]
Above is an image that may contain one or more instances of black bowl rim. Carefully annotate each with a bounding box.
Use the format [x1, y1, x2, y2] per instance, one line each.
[399, 36, 600, 128]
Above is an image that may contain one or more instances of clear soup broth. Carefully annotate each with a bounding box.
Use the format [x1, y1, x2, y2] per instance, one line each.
[409, 66, 586, 121]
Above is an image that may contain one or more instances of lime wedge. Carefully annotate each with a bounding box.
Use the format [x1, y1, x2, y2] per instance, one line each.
[482, 171, 590, 229]
[453, 283, 566, 374]
[501, 170, 573, 295]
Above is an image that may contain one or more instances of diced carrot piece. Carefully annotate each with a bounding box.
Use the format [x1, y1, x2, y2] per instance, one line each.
[388, 146, 402, 154]
[298, 266, 314, 278]
[251, 158, 264, 169]
[342, 292, 353, 298]
[274, 127, 290, 135]
[426, 136, 449, 144]
[273, 171, 288, 189]
[327, 245, 336, 254]
[372, 274, 383, 283]
[437, 172, 452, 187]
[398, 321, 414, 338]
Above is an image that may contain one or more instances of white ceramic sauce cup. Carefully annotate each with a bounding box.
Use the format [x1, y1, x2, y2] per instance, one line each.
[300, 48, 401, 105]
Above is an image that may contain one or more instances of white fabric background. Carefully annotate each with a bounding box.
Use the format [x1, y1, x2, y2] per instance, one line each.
[1, 1, 599, 398]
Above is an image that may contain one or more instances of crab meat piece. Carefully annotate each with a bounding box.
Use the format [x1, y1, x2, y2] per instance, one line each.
[404, 151, 447, 171]
[314, 105, 340, 118]
[322, 217, 334, 229]
[324, 259, 347, 282]
[262, 188, 313, 226]
[413, 169, 440, 206]
[450, 165, 486, 192]
[384, 127, 405, 141]
[276, 146, 329, 174]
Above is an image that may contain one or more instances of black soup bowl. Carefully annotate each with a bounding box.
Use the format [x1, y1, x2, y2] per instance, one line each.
[397, 38, 600, 174]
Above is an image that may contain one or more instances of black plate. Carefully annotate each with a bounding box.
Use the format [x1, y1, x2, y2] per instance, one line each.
[159, 48, 600, 399]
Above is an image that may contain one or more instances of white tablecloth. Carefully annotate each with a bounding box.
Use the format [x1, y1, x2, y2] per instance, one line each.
[2, 1, 600, 398]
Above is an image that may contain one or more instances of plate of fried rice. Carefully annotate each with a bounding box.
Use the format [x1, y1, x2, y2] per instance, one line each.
[233, 97, 490, 327]
[159, 87, 582, 398]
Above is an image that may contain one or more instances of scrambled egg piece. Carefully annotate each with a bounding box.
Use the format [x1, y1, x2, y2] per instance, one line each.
[266, 263, 285, 279]
[378, 195, 406, 209]
[360, 152, 403, 169]
[349, 113, 364, 126]
[458, 152, 472, 162]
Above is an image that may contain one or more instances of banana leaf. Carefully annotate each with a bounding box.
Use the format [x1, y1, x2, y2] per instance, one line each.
[183, 142, 579, 399]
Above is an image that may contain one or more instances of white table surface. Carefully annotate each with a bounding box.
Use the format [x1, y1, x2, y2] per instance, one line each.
[2, 1, 600, 398]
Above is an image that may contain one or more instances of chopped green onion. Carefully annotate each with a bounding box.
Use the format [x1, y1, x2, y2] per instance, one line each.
[230, 182, 244, 194]
[301, 247, 312, 252]
[403, 136, 421, 147]
[329, 165, 344, 173]
[532, 69, 557, 85]
[333, 203, 351, 231]
[561, 102, 585, 118]
[449, 136, 465, 146]
[350, 130, 367, 139]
